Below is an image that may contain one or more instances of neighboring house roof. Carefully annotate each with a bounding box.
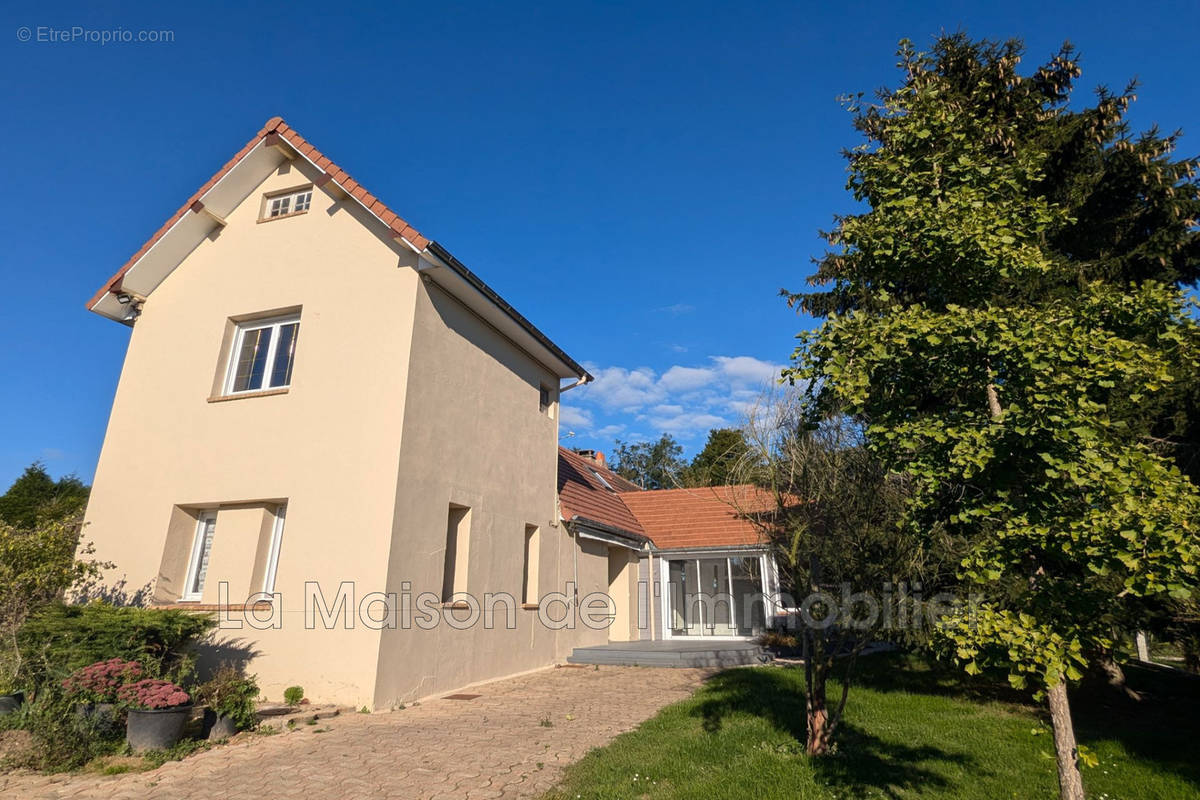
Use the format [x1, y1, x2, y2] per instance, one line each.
[618, 485, 776, 551]
[87, 116, 590, 382]
[557, 447, 645, 538]
[555, 447, 780, 552]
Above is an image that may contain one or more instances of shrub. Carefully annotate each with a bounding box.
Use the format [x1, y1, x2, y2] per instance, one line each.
[117, 679, 190, 710]
[60, 658, 143, 704]
[196, 665, 259, 730]
[0, 517, 106, 693]
[17, 603, 215, 690]
[758, 631, 800, 650]
[283, 685, 304, 706]
[0, 685, 123, 772]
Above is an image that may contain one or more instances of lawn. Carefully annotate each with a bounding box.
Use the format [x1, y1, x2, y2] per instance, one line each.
[544, 653, 1200, 800]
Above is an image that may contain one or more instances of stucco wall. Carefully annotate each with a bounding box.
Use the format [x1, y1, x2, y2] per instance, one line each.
[83, 159, 419, 706]
[371, 280, 596, 706]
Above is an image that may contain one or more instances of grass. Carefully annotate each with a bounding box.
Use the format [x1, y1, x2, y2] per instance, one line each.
[544, 653, 1200, 800]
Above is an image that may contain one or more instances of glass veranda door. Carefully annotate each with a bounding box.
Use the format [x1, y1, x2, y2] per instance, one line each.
[667, 557, 752, 637]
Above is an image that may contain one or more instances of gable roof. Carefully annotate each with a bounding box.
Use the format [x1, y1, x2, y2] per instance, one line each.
[618, 485, 775, 551]
[87, 116, 590, 383]
[557, 447, 644, 538]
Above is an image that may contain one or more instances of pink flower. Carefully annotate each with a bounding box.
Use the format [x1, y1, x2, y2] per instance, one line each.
[118, 679, 191, 710]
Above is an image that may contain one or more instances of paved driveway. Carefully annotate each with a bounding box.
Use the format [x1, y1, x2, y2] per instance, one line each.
[1, 665, 709, 800]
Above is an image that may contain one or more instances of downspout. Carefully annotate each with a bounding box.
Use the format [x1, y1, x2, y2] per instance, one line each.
[647, 545, 656, 641]
[567, 520, 580, 613]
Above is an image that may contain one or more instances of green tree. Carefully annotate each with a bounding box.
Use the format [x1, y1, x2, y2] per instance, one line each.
[685, 428, 753, 486]
[0, 518, 104, 693]
[0, 463, 90, 529]
[737, 397, 949, 755]
[788, 36, 1200, 800]
[611, 434, 686, 489]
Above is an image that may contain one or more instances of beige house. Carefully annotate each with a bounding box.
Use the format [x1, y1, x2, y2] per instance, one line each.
[83, 118, 779, 707]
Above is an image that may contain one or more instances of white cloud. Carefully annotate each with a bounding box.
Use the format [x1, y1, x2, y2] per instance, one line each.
[559, 405, 594, 431]
[577, 366, 666, 410]
[659, 303, 695, 315]
[712, 355, 783, 385]
[647, 411, 727, 436]
[569, 354, 787, 442]
[659, 365, 717, 392]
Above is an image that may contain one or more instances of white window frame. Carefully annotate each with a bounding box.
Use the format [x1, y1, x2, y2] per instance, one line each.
[261, 505, 287, 594]
[222, 313, 301, 395]
[658, 550, 773, 641]
[262, 188, 313, 219]
[182, 511, 217, 602]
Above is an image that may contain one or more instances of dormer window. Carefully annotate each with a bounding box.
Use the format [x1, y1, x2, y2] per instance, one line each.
[260, 187, 313, 221]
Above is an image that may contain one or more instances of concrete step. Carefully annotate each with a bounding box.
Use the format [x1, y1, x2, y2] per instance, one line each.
[566, 642, 769, 668]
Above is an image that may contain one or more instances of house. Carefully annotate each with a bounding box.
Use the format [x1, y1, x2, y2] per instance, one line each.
[559, 448, 782, 642]
[82, 118, 780, 708]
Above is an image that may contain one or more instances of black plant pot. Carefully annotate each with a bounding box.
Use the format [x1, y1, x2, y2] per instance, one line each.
[202, 708, 239, 740]
[0, 692, 24, 715]
[126, 705, 192, 752]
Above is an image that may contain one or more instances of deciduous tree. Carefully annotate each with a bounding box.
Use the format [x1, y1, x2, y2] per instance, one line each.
[787, 35, 1200, 800]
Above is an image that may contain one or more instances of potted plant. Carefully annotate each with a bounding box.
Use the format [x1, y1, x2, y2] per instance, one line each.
[62, 657, 143, 729]
[118, 678, 192, 751]
[196, 665, 259, 740]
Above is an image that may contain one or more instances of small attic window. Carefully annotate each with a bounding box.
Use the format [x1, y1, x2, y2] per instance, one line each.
[589, 468, 615, 492]
[260, 186, 313, 222]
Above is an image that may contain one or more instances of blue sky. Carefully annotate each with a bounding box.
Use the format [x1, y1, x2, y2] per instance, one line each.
[2, 1, 1199, 487]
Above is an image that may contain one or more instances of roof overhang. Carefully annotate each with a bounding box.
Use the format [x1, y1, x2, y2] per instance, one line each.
[87, 118, 591, 383]
[567, 516, 648, 551]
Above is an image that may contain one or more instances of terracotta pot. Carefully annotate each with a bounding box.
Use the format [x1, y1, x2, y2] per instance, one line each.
[0, 692, 24, 715]
[126, 705, 192, 751]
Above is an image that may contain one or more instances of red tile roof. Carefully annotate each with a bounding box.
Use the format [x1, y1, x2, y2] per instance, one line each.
[555, 446, 780, 551]
[87, 116, 428, 311]
[557, 448, 644, 537]
[618, 485, 776, 551]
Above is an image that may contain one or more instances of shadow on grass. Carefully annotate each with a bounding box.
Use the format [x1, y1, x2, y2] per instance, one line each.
[691, 667, 974, 799]
[854, 651, 1200, 793]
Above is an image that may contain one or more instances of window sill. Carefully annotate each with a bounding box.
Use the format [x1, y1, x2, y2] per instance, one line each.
[441, 602, 472, 610]
[257, 209, 309, 224]
[153, 601, 274, 612]
[208, 388, 289, 403]
[521, 603, 540, 611]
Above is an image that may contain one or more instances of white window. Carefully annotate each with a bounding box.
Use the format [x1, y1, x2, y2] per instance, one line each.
[224, 314, 300, 395]
[183, 512, 217, 601]
[263, 188, 313, 219]
[261, 505, 286, 594]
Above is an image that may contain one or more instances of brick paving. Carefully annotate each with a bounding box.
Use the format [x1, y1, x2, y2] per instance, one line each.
[0, 665, 709, 800]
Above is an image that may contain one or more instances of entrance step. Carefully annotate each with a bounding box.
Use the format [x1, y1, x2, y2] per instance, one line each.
[566, 640, 769, 668]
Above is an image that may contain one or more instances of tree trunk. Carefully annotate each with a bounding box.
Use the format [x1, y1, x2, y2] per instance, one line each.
[1047, 678, 1085, 800]
[806, 663, 830, 755]
[1135, 631, 1150, 661]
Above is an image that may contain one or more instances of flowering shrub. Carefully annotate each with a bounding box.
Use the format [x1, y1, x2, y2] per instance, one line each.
[61, 658, 144, 703]
[117, 678, 190, 710]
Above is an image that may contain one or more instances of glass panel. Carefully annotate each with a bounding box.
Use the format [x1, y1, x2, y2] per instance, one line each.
[190, 516, 216, 597]
[698, 558, 734, 635]
[269, 323, 299, 388]
[730, 557, 766, 636]
[669, 560, 707, 636]
[231, 327, 272, 392]
[293, 192, 311, 212]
